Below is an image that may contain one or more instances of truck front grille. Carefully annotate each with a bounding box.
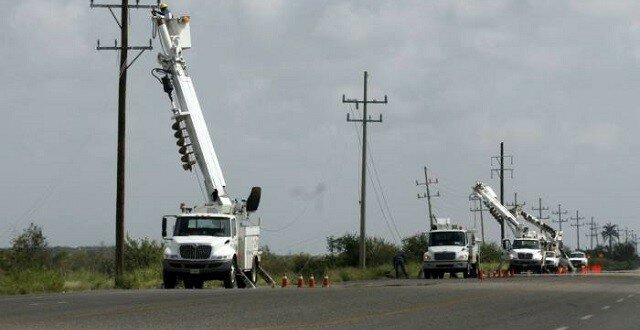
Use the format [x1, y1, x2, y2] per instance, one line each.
[179, 245, 212, 260]
[434, 252, 456, 261]
[518, 253, 533, 260]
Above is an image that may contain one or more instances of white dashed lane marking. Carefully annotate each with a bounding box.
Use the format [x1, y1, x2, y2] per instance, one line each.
[580, 315, 593, 320]
[602, 305, 610, 310]
[627, 294, 634, 298]
[616, 298, 624, 303]
[554, 327, 569, 330]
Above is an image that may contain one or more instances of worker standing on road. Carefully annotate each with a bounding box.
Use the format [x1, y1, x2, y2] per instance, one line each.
[392, 251, 409, 279]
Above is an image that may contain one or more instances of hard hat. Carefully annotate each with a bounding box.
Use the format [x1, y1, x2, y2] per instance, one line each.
[159, 3, 168, 9]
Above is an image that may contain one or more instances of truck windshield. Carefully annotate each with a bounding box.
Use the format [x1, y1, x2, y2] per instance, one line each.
[429, 232, 466, 246]
[570, 253, 585, 258]
[512, 240, 540, 249]
[174, 217, 231, 237]
[545, 252, 555, 258]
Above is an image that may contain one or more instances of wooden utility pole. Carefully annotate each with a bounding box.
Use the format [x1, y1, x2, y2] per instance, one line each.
[469, 196, 486, 244]
[343, 71, 388, 269]
[531, 197, 549, 220]
[90, 0, 155, 287]
[506, 192, 526, 208]
[571, 210, 585, 250]
[552, 204, 569, 231]
[491, 142, 513, 241]
[416, 166, 439, 229]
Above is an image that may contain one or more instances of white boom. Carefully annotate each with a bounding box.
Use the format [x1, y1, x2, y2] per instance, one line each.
[472, 182, 561, 243]
[154, 15, 233, 209]
[472, 182, 574, 271]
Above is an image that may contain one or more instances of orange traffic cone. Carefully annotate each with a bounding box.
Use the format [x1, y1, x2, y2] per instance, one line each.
[297, 274, 304, 288]
[281, 274, 289, 288]
[308, 274, 316, 288]
[322, 274, 330, 287]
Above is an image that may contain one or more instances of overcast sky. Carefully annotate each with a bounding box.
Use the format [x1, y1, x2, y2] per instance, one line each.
[2, 0, 640, 253]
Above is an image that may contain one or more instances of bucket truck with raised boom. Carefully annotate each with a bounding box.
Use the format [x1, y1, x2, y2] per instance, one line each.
[472, 182, 574, 273]
[151, 10, 263, 289]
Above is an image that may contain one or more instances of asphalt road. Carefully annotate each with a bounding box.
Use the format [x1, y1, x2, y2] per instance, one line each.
[0, 272, 639, 329]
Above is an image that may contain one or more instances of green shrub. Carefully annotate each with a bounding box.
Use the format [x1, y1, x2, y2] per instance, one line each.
[326, 233, 398, 267]
[479, 242, 502, 263]
[402, 233, 428, 263]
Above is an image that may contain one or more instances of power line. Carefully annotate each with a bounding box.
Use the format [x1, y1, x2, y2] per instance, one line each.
[342, 71, 388, 269]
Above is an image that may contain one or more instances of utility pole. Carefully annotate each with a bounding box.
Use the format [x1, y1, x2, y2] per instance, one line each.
[90, 0, 156, 287]
[416, 166, 439, 229]
[491, 142, 513, 241]
[552, 204, 569, 232]
[585, 217, 597, 250]
[571, 210, 585, 250]
[343, 71, 388, 269]
[469, 196, 486, 244]
[531, 197, 549, 220]
[506, 192, 526, 208]
[624, 227, 629, 243]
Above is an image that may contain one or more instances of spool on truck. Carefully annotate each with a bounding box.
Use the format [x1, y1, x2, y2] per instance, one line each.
[472, 182, 575, 274]
[151, 9, 266, 289]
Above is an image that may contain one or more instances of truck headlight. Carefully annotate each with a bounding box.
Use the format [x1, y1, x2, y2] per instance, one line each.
[423, 253, 431, 261]
[509, 252, 517, 260]
[457, 253, 468, 261]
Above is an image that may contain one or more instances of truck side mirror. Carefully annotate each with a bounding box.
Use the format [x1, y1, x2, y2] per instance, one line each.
[162, 217, 167, 238]
[502, 239, 511, 250]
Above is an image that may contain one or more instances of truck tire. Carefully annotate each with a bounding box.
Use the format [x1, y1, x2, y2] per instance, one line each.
[163, 271, 177, 289]
[184, 277, 194, 289]
[244, 258, 258, 285]
[471, 262, 479, 278]
[423, 270, 431, 279]
[224, 260, 237, 289]
[194, 279, 204, 289]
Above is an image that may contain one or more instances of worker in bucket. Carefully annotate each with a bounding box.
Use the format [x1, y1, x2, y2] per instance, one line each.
[392, 251, 409, 279]
[158, 3, 173, 19]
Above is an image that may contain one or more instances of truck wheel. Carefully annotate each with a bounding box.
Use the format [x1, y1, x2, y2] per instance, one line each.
[184, 277, 194, 289]
[244, 258, 258, 285]
[471, 262, 479, 278]
[163, 271, 177, 289]
[224, 261, 237, 289]
[423, 270, 431, 279]
[194, 279, 204, 289]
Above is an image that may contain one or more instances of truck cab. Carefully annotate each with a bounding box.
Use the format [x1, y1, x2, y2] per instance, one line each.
[161, 211, 260, 289]
[505, 237, 545, 273]
[422, 220, 480, 279]
[568, 251, 589, 269]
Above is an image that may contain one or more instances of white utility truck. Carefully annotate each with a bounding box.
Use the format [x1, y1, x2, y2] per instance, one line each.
[151, 10, 263, 289]
[472, 182, 575, 274]
[423, 218, 480, 279]
[569, 251, 589, 269]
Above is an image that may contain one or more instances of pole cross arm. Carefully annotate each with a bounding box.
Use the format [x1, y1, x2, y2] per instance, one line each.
[346, 113, 383, 123]
[96, 39, 153, 51]
[90, 0, 159, 9]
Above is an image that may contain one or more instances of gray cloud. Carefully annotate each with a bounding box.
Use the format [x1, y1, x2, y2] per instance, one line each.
[2, 0, 640, 252]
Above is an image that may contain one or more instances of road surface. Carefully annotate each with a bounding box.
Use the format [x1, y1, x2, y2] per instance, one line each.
[0, 272, 638, 329]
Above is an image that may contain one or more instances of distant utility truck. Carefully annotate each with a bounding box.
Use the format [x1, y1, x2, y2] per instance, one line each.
[423, 218, 480, 279]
